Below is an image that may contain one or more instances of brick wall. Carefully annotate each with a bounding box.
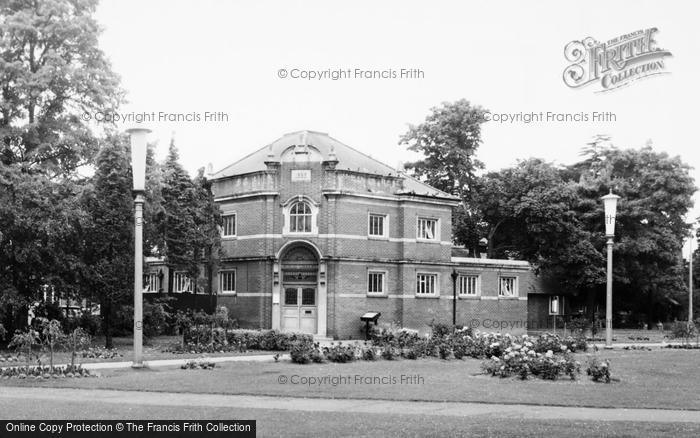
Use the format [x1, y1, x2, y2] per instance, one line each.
[203, 147, 535, 339]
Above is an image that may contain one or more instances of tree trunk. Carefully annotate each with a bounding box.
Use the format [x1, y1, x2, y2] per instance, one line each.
[102, 300, 113, 349]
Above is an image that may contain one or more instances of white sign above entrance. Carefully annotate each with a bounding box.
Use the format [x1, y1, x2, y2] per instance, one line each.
[291, 169, 311, 182]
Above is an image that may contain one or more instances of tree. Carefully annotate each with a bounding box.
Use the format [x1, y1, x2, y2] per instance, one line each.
[401, 99, 487, 196]
[160, 140, 198, 282]
[1, 0, 122, 175]
[400, 99, 488, 252]
[82, 135, 133, 348]
[39, 318, 65, 372]
[571, 142, 696, 324]
[152, 139, 221, 294]
[473, 158, 605, 291]
[471, 139, 696, 323]
[0, 165, 87, 334]
[0, 0, 122, 332]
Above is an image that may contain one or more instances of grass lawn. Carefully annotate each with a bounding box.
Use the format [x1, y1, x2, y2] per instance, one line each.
[1, 399, 698, 438]
[0, 336, 277, 365]
[2, 349, 699, 411]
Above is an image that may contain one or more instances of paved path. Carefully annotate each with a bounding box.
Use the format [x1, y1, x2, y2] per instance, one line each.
[1, 387, 698, 423]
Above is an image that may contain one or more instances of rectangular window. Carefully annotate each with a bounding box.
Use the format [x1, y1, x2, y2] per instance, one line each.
[458, 275, 479, 296]
[144, 273, 160, 293]
[499, 276, 517, 297]
[367, 271, 385, 294]
[173, 272, 194, 293]
[416, 273, 438, 296]
[222, 214, 236, 237]
[368, 213, 387, 237]
[417, 218, 437, 240]
[219, 270, 236, 294]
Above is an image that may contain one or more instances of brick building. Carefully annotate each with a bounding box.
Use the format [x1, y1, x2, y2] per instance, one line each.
[148, 131, 542, 339]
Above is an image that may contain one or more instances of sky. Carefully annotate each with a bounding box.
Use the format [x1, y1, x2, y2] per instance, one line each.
[94, 0, 700, 254]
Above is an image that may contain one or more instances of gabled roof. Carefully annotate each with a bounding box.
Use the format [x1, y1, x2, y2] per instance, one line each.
[210, 130, 457, 200]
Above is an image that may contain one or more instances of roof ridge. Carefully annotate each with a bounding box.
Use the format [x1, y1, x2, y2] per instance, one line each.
[399, 172, 457, 199]
[322, 133, 398, 174]
[210, 142, 271, 178]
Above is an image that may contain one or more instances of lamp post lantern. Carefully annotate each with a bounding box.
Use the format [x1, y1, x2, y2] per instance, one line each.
[127, 127, 151, 368]
[601, 190, 620, 349]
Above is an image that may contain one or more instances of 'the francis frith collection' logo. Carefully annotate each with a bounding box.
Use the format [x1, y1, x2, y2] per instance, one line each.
[563, 28, 672, 92]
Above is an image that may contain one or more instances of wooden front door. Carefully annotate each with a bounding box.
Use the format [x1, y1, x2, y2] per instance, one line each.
[282, 286, 317, 334]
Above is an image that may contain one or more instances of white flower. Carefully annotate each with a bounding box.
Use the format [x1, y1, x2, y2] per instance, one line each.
[545, 350, 553, 358]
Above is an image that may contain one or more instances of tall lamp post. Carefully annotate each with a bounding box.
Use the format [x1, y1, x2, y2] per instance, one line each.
[690, 222, 697, 324]
[601, 190, 620, 349]
[451, 269, 459, 326]
[127, 127, 151, 368]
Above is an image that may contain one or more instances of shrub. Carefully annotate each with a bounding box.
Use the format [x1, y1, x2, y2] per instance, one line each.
[143, 299, 173, 338]
[381, 345, 398, 360]
[64, 313, 101, 336]
[66, 328, 91, 367]
[8, 328, 40, 370]
[437, 340, 452, 360]
[451, 336, 468, 360]
[179, 327, 312, 353]
[181, 359, 216, 370]
[670, 321, 697, 342]
[430, 321, 453, 338]
[569, 316, 592, 335]
[361, 344, 377, 361]
[39, 318, 65, 372]
[586, 356, 611, 383]
[482, 342, 580, 381]
[323, 343, 356, 363]
[290, 339, 319, 364]
[82, 347, 122, 359]
[370, 324, 421, 349]
[0, 323, 7, 341]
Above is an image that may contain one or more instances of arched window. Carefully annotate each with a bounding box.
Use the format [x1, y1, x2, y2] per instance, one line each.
[289, 201, 312, 233]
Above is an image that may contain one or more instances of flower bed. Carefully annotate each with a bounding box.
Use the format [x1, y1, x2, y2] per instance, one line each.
[81, 347, 123, 359]
[1, 364, 94, 379]
[170, 328, 313, 353]
[284, 327, 607, 382]
[665, 344, 700, 349]
[370, 327, 588, 359]
[181, 359, 216, 370]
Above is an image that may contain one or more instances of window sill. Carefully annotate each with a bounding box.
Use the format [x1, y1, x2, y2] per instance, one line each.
[415, 294, 440, 299]
[368, 235, 389, 241]
[221, 235, 237, 240]
[219, 292, 237, 296]
[498, 296, 519, 300]
[366, 293, 388, 298]
[416, 238, 440, 244]
[458, 295, 480, 300]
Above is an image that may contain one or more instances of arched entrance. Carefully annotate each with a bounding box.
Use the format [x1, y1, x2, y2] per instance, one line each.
[279, 244, 319, 334]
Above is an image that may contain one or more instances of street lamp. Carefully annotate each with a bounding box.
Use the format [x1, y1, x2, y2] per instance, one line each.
[127, 127, 151, 368]
[601, 190, 620, 349]
[451, 269, 459, 326]
[689, 221, 698, 324]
